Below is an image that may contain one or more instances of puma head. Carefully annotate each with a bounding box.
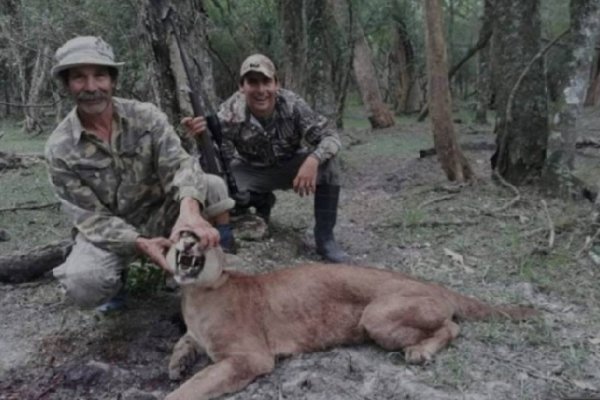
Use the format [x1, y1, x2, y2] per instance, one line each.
[166, 232, 225, 286]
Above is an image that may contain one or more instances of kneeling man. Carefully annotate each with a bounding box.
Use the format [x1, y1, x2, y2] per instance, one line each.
[45, 36, 235, 309]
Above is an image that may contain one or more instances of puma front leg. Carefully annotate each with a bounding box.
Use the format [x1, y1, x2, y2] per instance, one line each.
[169, 332, 204, 381]
[166, 353, 275, 400]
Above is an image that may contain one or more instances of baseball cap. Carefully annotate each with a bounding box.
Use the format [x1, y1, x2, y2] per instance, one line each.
[51, 36, 124, 78]
[239, 54, 276, 79]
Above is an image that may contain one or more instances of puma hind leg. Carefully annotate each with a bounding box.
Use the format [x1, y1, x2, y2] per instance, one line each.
[359, 295, 459, 363]
[404, 319, 460, 363]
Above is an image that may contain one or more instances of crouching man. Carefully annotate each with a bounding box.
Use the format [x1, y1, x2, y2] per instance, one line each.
[184, 54, 349, 263]
[45, 36, 235, 310]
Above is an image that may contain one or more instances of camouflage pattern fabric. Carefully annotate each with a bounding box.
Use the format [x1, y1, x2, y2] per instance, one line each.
[217, 88, 342, 168]
[45, 97, 216, 256]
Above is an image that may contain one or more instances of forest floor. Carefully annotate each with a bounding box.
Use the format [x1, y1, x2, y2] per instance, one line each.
[1, 110, 600, 400]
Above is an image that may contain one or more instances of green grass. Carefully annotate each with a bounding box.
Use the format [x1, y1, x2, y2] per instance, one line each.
[0, 164, 55, 208]
[0, 123, 68, 253]
[0, 164, 70, 253]
[0, 119, 48, 153]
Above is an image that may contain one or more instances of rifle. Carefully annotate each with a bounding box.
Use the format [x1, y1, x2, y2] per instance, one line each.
[163, 8, 247, 205]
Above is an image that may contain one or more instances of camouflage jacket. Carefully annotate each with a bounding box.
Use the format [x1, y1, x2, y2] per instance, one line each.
[217, 88, 341, 168]
[45, 97, 207, 255]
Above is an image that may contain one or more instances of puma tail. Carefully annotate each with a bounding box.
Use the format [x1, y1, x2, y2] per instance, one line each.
[450, 292, 539, 321]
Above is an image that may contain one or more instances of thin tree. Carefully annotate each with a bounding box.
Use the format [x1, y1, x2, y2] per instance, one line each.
[141, 0, 216, 122]
[423, 0, 473, 182]
[350, 7, 395, 129]
[491, 0, 548, 185]
[278, 0, 307, 95]
[473, 0, 494, 124]
[388, 16, 420, 114]
[542, 0, 600, 199]
[584, 44, 600, 106]
[303, 0, 338, 122]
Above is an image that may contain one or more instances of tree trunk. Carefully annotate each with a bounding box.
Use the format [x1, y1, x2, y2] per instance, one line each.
[351, 16, 395, 129]
[1, 0, 26, 121]
[584, 44, 600, 106]
[542, 1, 600, 199]
[423, 0, 473, 182]
[417, 27, 491, 122]
[304, 0, 337, 122]
[326, 0, 354, 127]
[278, 0, 307, 95]
[491, 0, 548, 185]
[24, 44, 51, 134]
[474, 0, 494, 124]
[0, 240, 73, 284]
[389, 19, 418, 114]
[141, 0, 217, 123]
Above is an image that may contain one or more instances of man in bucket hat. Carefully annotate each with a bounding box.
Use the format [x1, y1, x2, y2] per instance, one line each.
[46, 36, 235, 311]
[183, 54, 349, 263]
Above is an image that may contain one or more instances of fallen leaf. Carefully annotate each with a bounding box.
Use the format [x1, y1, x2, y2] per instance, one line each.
[444, 248, 464, 265]
[572, 380, 598, 391]
[443, 248, 474, 273]
[589, 337, 600, 346]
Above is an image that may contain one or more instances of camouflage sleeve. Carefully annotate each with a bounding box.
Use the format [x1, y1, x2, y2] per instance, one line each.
[217, 105, 238, 167]
[45, 150, 140, 255]
[218, 122, 237, 167]
[294, 96, 342, 162]
[150, 108, 207, 206]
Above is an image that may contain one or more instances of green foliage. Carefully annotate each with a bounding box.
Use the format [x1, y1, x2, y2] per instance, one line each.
[125, 259, 167, 295]
[0, 119, 47, 152]
[205, 0, 280, 98]
[516, 251, 573, 289]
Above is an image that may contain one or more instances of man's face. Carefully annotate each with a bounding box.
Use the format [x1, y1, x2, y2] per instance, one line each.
[239, 71, 279, 118]
[67, 65, 114, 116]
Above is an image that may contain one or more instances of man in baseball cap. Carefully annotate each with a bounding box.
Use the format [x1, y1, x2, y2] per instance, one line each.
[238, 54, 276, 81]
[46, 36, 235, 311]
[183, 53, 349, 263]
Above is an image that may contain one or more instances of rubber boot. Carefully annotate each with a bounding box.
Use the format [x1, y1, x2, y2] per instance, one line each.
[314, 185, 349, 263]
[96, 270, 128, 314]
[252, 192, 276, 223]
[216, 223, 236, 254]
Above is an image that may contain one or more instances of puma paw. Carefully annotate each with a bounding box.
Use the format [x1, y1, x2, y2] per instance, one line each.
[168, 362, 184, 381]
[404, 345, 433, 364]
[168, 351, 196, 381]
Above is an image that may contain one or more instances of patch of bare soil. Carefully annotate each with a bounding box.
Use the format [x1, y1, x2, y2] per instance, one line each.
[2, 117, 600, 400]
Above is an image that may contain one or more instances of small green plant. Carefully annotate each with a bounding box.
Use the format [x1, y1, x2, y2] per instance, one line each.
[518, 318, 555, 347]
[402, 207, 427, 227]
[560, 342, 591, 376]
[125, 258, 167, 294]
[431, 348, 469, 390]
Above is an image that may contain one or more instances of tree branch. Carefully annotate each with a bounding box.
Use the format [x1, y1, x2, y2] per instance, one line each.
[0, 202, 60, 213]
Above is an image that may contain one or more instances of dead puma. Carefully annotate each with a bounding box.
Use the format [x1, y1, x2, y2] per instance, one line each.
[165, 236, 537, 400]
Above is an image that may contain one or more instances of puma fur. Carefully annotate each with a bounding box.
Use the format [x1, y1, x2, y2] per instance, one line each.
[165, 240, 537, 400]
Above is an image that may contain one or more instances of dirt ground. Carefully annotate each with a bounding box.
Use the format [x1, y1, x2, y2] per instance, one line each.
[1, 113, 600, 400]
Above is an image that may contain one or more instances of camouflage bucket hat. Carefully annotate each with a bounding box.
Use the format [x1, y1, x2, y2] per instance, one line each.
[51, 36, 124, 78]
[240, 54, 276, 79]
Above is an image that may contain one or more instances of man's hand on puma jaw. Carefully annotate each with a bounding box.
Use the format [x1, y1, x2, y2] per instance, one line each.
[170, 214, 220, 250]
[135, 236, 173, 273]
